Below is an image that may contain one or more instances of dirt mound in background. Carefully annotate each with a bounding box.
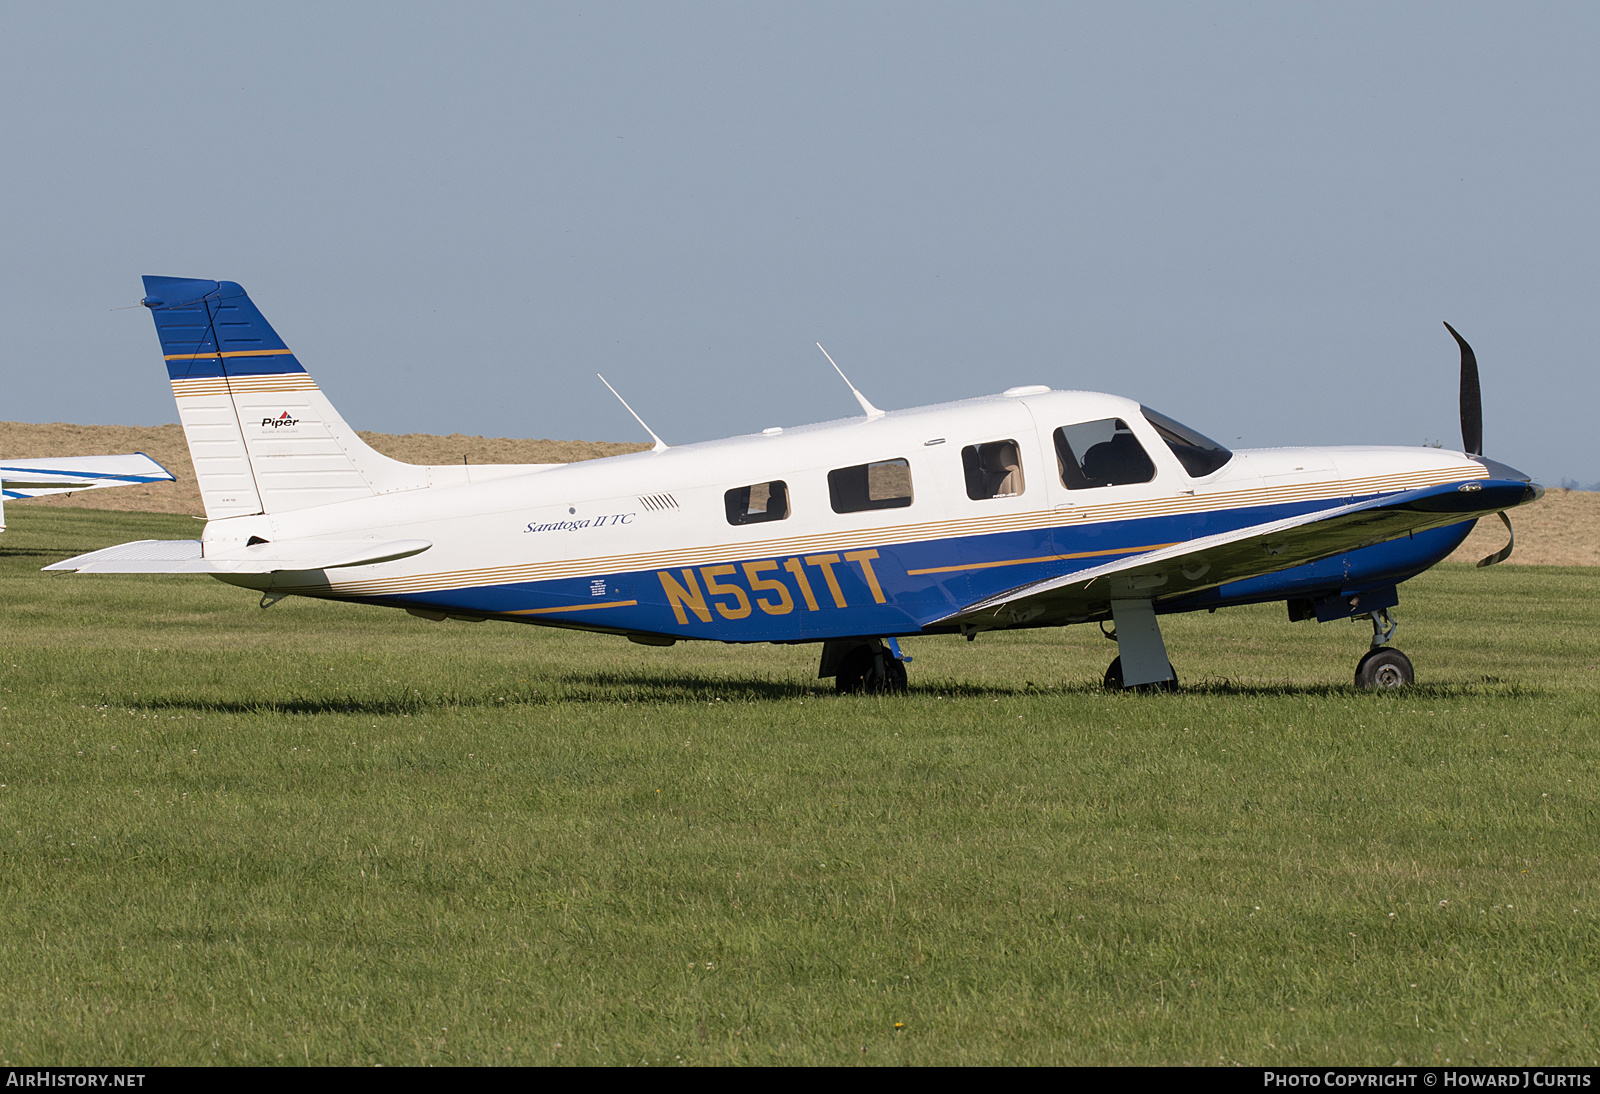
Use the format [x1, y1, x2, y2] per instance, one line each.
[5, 421, 1594, 566]
[1, 421, 648, 517]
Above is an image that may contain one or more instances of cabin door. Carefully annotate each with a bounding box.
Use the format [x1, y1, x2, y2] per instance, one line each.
[1027, 408, 1179, 563]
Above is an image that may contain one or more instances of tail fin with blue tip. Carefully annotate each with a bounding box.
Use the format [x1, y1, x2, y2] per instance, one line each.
[142, 276, 428, 519]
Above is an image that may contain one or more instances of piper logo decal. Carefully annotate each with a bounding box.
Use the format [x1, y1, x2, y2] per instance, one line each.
[262, 412, 300, 428]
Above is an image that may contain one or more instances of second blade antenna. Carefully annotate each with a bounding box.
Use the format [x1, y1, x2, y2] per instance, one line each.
[597, 374, 668, 453]
[816, 343, 885, 420]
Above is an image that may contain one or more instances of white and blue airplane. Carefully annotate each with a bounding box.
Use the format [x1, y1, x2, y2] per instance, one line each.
[47, 276, 1542, 691]
[2, 453, 173, 532]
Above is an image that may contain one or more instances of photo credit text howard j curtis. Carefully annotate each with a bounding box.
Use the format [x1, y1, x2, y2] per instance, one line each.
[1261, 1072, 1593, 1089]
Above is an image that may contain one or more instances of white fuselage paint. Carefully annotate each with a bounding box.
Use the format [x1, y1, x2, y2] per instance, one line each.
[196, 388, 1486, 604]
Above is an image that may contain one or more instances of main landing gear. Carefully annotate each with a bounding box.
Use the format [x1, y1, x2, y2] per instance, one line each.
[1102, 598, 1179, 692]
[821, 637, 910, 695]
[1354, 607, 1414, 689]
[1103, 655, 1178, 692]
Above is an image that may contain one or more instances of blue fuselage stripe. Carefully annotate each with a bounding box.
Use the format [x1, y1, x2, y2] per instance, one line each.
[289, 492, 1476, 642]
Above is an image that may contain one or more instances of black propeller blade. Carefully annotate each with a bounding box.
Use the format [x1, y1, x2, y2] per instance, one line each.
[1443, 321, 1482, 456]
[1438, 321, 1540, 567]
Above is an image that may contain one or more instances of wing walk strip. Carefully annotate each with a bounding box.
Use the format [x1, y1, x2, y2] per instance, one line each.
[278, 464, 1483, 598]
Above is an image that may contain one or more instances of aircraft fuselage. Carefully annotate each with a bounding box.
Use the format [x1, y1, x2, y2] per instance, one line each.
[195, 388, 1488, 643]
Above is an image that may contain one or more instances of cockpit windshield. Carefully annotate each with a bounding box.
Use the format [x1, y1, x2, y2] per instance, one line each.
[1140, 406, 1233, 478]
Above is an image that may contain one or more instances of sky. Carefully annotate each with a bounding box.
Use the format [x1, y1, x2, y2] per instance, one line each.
[2, 2, 1596, 485]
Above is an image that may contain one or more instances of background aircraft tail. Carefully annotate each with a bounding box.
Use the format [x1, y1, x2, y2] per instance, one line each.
[142, 276, 431, 519]
[1, 452, 174, 531]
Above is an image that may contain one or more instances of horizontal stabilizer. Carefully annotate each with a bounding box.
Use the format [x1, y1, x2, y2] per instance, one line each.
[45, 537, 431, 574]
[43, 540, 203, 571]
[1, 453, 174, 499]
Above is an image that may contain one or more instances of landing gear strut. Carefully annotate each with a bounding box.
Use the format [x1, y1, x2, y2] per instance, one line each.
[1354, 608, 1414, 688]
[1102, 598, 1178, 692]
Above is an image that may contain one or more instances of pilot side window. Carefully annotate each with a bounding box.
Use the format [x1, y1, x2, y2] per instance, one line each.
[1054, 419, 1156, 489]
[961, 440, 1025, 500]
[725, 480, 790, 525]
[828, 458, 913, 513]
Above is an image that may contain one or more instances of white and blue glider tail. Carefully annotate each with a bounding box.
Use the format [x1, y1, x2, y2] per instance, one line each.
[142, 276, 440, 520]
[0, 452, 173, 531]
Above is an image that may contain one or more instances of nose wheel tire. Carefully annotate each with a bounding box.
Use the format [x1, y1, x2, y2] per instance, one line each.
[1355, 647, 1414, 689]
[1103, 656, 1178, 692]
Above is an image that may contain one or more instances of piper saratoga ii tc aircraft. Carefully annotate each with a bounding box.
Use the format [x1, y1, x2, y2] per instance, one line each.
[2, 453, 173, 532]
[48, 276, 1542, 691]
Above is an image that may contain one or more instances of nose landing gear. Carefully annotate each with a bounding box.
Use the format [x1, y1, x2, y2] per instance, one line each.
[1354, 608, 1413, 688]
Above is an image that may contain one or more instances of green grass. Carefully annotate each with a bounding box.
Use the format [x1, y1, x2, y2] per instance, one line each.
[2, 507, 1598, 1066]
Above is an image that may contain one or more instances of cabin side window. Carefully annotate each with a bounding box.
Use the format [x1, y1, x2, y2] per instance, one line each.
[961, 440, 1026, 500]
[828, 458, 913, 513]
[1053, 419, 1156, 489]
[1140, 406, 1234, 477]
[725, 480, 791, 525]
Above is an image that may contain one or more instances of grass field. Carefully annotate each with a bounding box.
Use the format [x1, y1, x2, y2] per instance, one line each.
[2, 507, 1598, 1066]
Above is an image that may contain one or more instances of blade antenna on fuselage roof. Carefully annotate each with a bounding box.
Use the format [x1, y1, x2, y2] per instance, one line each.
[596, 374, 668, 453]
[816, 343, 886, 420]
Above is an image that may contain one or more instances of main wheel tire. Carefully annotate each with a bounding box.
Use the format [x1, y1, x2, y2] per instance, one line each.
[835, 647, 908, 695]
[1103, 655, 1178, 692]
[882, 656, 908, 693]
[1355, 647, 1414, 689]
[835, 647, 869, 693]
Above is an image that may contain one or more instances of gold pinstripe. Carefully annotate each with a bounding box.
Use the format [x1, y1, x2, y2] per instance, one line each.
[171, 374, 320, 398]
[506, 599, 639, 615]
[276, 463, 1488, 598]
[164, 349, 296, 361]
[905, 543, 1181, 576]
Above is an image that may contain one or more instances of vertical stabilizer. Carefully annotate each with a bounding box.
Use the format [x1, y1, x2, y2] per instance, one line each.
[142, 277, 426, 518]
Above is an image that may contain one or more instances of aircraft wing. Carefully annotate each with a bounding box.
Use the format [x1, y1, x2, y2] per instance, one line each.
[937, 479, 1539, 629]
[43, 537, 432, 574]
[0, 453, 175, 499]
